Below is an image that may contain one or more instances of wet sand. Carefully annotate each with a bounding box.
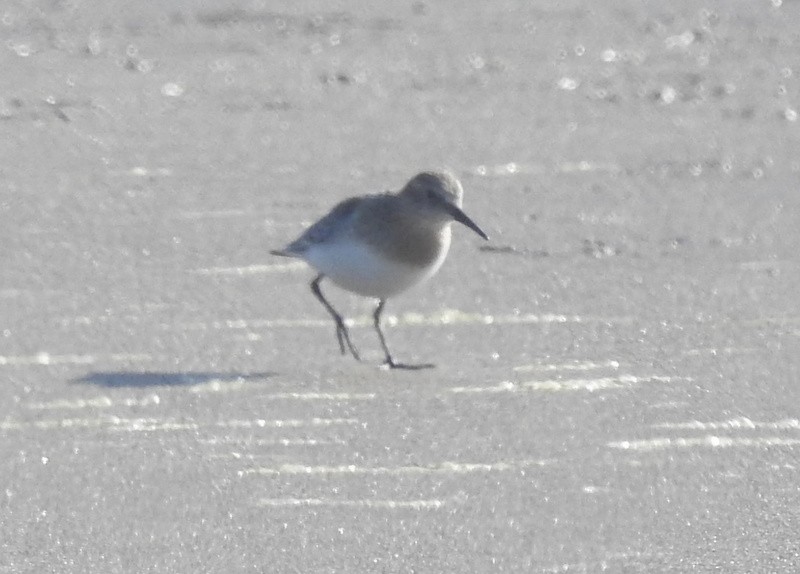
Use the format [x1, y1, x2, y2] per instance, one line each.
[2, 1, 800, 572]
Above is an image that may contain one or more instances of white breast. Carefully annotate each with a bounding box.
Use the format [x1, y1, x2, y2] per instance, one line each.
[302, 227, 452, 299]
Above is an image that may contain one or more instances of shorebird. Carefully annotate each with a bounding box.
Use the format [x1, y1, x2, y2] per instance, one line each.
[271, 170, 488, 369]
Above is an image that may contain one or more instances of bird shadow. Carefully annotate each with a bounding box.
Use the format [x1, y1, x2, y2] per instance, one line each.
[73, 371, 274, 388]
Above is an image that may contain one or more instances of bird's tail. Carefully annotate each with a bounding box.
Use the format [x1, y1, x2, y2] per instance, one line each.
[270, 249, 296, 258]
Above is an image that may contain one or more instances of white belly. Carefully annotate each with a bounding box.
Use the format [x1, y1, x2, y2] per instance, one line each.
[302, 233, 451, 299]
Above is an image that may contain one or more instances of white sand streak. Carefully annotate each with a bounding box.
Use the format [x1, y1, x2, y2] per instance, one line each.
[653, 417, 800, 431]
[608, 417, 800, 452]
[189, 377, 375, 401]
[240, 458, 549, 477]
[26, 395, 161, 410]
[682, 347, 756, 356]
[202, 438, 347, 449]
[1, 416, 359, 432]
[0, 352, 153, 366]
[450, 374, 685, 394]
[192, 262, 306, 275]
[255, 392, 375, 401]
[183, 309, 628, 331]
[23, 389, 365, 412]
[0, 417, 195, 432]
[609, 435, 800, 451]
[216, 418, 359, 429]
[188, 377, 268, 394]
[257, 498, 444, 510]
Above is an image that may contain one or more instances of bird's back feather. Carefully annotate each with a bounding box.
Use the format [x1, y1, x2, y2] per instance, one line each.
[276, 196, 364, 256]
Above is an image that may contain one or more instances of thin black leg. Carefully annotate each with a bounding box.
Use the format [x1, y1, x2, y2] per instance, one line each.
[310, 274, 360, 361]
[373, 299, 434, 370]
[373, 299, 396, 367]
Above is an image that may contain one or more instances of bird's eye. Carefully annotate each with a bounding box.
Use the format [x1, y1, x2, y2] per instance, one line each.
[426, 189, 437, 200]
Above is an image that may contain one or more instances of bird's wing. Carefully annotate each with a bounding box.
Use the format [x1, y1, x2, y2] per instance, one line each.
[280, 196, 363, 255]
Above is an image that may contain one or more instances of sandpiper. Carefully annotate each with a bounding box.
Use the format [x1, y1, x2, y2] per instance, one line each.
[271, 170, 488, 369]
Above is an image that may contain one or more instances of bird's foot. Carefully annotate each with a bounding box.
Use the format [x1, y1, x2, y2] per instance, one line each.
[380, 357, 435, 371]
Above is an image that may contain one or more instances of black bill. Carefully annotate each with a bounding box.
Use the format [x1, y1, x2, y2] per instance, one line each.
[445, 203, 489, 240]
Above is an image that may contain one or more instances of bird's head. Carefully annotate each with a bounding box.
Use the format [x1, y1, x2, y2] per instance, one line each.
[400, 171, 488, 240]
